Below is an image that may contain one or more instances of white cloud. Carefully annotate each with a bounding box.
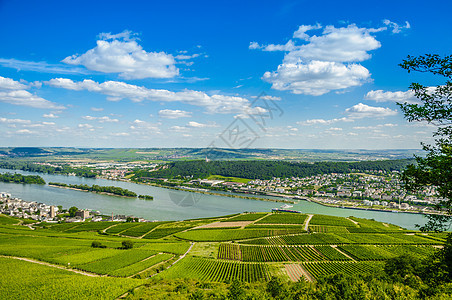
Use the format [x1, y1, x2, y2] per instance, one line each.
[297, 117, 352, 126]
[383, 19, 410, 33]
[169, 125, 189, 132]
[62, 30, 179, 79]
[364, 89, 420, 104]
[82, 115, 119, 123]
[43, 113, 59, 118]
[186, 121, 218, 128]
[293, 24, 322, 40]
[249, 40, 297, 52]
[0, 117, 31, 124]
[0, 76, 27, 90]
[254, 23, 400, 95]
[345, 103, 397, 119]
[110, 132, 130, 136]
[158, 109, 192, 119]
[47, 78, 261, 115]
[91, 107, 104, 112]
[264, 60, 370, 95]
[129, 119, 161, 134]
[0, 76, 65, 110]
[78, 123, 93, 129]
[16, 129, 33, 134]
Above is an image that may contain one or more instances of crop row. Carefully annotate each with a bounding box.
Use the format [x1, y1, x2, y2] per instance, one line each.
[120, 222, 166, 237]
[217, 244, 352, 262]
[303, 262, 382, 280]
[109, 253, 174, 277]
[240, 232, 439, 245]
[78, 250, 157, 274]
[143, 226, 192, 239]
[64, 222, 116, 233]
[0, 257, 144, 300]
[222, 213, 268, 222]
[339, 245, 437, 261]
[161, 257, 269, 282]
[175, 228, 302, 242]
[106, 223, 142, 234]
[309, 215, 356, 227]
[309, 225, 350, 234]
[255, 213, 307, 225]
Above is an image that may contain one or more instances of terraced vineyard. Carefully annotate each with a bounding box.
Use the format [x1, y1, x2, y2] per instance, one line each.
[158, 256, 269, 282]
[255, 212, 307, 224]
[0, 211, 446, 298]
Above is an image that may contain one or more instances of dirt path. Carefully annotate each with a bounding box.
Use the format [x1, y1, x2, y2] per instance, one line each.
[346, 217, 359, 225]
[285, 264, 314, 282]
[304, 214, 313, 231]
[129, 254, 175, 278]
[102, 223, 118, 233]
[331, 245, 356, 262]
[0, 255, 101, 277]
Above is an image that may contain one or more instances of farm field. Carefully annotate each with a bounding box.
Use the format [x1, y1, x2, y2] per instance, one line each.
[0, 211, 447, 298]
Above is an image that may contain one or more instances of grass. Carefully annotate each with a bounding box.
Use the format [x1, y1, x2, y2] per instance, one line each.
[206, 175, 251, 184]
[0, 257, 144, 299]
[0, 214, 20, 225]
[255, 213, 308, 225]
[309, 214, 356, 227]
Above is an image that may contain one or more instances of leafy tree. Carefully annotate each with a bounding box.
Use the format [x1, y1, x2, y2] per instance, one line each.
[122, 240, 133, 249]
[68, 206, 78, 217]
[227, 279, 245, 300]
[398, 54, 452, 231]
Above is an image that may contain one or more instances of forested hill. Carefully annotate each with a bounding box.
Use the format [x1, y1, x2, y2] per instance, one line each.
[133, 159, 415, 180]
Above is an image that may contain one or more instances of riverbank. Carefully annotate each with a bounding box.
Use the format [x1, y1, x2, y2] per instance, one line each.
[123, 179, 297, 204]
[48, 184, 137, 198]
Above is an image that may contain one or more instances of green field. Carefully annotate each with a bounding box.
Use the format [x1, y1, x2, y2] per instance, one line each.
[0, 211, 447, 299]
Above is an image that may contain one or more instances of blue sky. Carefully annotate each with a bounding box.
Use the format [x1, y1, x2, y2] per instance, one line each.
[0, 0, 450, 149]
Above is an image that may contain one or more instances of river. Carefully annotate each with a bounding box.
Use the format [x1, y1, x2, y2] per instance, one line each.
[0, 168, 427, 229]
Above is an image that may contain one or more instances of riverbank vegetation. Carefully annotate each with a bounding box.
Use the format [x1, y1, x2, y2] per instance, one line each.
[0, 172, 45, 184]
[48, 182, 140, 198]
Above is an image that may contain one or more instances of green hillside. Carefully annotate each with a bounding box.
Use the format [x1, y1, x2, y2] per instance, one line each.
[0, 212, 450, 299]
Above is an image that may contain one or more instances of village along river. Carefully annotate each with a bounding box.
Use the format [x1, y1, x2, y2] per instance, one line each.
[0, 168, 427, 229]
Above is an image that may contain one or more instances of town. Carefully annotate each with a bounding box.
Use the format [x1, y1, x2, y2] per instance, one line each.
[0, 192, 146, 223]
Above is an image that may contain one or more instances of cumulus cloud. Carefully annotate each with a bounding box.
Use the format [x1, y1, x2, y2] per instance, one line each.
[82, 115, 119, 123]
[47, 78, 263, 115]
[263, 60, 370, 95]
[345, 103, 397, 119]
[91, 107, 104, 112]
[78, 123, 94, 129]
[254, 21, 409, 95]
[0, 76, 65, 110]
[297, 117, 352, 126]
[62, 30, 179, 79]
[43, 113, 59, 118]
[186, 121, 218, 128]
[158, 109, 192, 119]
[364, 89, 420, 104]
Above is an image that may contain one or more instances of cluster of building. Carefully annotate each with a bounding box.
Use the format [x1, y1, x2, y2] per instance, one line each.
[182, 171, 441, 213]
[0, 192, 146, 223]
[0, 192, 58, 221]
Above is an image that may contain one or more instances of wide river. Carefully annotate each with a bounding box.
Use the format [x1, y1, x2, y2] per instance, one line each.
[0, 168, 427, 229]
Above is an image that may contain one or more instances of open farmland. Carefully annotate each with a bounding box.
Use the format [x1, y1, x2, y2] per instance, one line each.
[0, 211, 446, 297]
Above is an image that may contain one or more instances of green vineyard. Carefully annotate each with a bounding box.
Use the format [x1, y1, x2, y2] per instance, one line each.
[159, 257, 269, 282]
